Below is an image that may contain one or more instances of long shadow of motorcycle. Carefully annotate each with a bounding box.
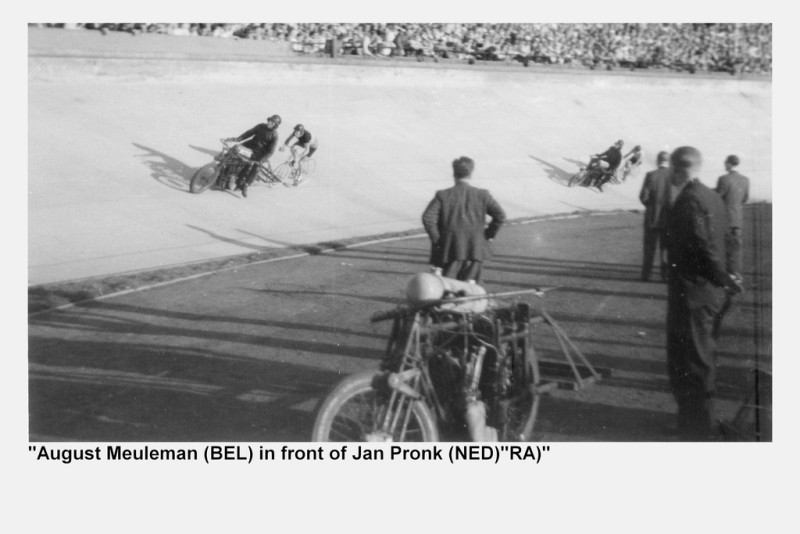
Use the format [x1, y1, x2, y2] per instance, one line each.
[133, 142, 221, 194]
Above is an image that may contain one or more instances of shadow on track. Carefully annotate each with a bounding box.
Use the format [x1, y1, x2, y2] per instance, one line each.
[29, 335, 339, 441]
[133, 142, 198, 192]
[528, 155, 576, 187]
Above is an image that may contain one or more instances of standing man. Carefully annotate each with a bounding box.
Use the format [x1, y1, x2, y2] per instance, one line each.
[715, 155, 750, 277]
[663, 146, 741, 441]
[638, 151, 672, 282]
[422, 156, 506, 283]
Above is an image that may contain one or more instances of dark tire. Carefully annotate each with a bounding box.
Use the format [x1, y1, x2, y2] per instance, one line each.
[311, 371, 440, 442]
[496, 355, 539, 442]
[190, 163, 220, 194]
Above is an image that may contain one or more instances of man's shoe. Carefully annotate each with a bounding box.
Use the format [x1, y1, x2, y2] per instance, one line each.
[241, 185, 248, 198]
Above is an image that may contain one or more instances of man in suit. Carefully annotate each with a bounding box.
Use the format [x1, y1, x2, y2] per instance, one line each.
[663, 146, 741, 441]
[638, 150, 672, 282]
[715, 154, 750, 277]
[422, 156, 506, 283]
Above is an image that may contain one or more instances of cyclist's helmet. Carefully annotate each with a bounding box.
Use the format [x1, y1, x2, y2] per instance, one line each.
[268, 114, 282, 127]
[634, 145, 642, 151]
[294, 124, 305, 134]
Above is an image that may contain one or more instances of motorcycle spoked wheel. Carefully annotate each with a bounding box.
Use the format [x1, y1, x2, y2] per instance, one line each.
[190, 162, 221, 194]
[311, 370, 440, 442]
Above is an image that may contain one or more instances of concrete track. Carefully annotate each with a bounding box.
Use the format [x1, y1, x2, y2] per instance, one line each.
[28, 206, 772, 442]
[28, 28, 771, 285]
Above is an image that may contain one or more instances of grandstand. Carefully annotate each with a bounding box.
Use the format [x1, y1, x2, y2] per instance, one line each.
[34, 23, 772, 75]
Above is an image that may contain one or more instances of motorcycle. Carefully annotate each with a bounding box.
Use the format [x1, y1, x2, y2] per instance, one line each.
[190, 139, 283, 194]
[311, 274, 552, 442]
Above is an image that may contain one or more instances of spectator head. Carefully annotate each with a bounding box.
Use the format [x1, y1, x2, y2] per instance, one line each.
[725, 154, 740, 170]
[656, 150, 670, 166]
[452, 156, 475, 180]
[670, 146, 702, 183]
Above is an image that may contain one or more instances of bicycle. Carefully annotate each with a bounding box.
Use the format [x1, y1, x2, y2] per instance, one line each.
[618, 159, 642, 183]
[190, 139, 288, 194]
[311, 287, 553, 442]
[274, 147, 317, 187]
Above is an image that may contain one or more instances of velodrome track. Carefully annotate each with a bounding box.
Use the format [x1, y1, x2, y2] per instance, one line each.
[28, 28, 772, 443]
[28, 28, 772, 286]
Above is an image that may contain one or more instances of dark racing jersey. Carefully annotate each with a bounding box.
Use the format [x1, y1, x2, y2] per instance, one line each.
[292, 129, 313, 147]
[597, 146, 622, 169]
[236, 123, 279, 159]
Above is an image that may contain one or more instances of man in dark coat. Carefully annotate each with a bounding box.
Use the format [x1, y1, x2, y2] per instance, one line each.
[422, 156, 506, 283]
[226, 114, 281, 198]
[591, 139, 624, 191]
[663, 146, 740, 441]
[715, 154, 750, 277]
[638, 150, 672, 281]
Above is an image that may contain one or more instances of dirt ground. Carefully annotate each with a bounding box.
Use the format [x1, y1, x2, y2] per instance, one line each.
[28, 205, 771, 442]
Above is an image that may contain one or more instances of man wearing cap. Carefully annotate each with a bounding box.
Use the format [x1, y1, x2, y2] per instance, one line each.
[422, 156, 506, 283]
[638, 150, 672, 282]
[590, 139, 624, 191]
[715, 155, 750, 277]
[225, 114, 282, 198]
[663, 146, 741, 440]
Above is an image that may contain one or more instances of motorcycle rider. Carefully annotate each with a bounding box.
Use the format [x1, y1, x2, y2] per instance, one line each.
[225, 114, 282, 198]
[588, 139, 624, 191]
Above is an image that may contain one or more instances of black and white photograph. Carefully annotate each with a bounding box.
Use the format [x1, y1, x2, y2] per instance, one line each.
[14, 1, 790, 531]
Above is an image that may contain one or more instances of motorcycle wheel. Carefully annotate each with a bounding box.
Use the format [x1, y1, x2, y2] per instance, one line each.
[190, 162, 221, 194]
[311, 371, 440, 442]
[495, 352, 540, 442]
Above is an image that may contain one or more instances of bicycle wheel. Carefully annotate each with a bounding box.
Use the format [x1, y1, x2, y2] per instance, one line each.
[311, 371, 440, 442]
[190, 163, 220, 194]
[568, 170, 588, 187]
[300, 157, 317, 176]
[274, 162, 296, 186]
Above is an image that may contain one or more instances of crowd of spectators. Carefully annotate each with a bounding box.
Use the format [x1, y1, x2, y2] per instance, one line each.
[38, 23, 772, 75]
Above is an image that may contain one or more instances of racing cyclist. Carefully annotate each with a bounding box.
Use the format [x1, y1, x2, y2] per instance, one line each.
[620, 145, 644, 181]
[224, 114, 282, 198]
[279, 124, 319, 168]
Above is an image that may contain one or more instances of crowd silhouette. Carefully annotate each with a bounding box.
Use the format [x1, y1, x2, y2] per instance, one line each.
[38, 23, 772, 75]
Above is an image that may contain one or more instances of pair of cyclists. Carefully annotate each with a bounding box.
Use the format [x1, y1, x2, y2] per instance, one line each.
[223, 114, 318, 198]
